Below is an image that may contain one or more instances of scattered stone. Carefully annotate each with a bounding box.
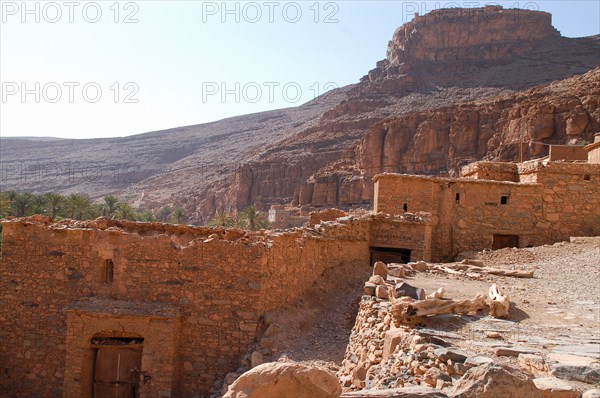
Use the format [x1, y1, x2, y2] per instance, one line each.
[369, 275, 386, 286]
[461, 259, 484, 267]
[394, 282, 426, 300]
[485, 331, 501, 339]
[533, 377, 581, 398]
[223, 362, 341, 398]
[409, 261, 430, 272]
[450, 363, 540, 398]
[373, 261, 389, 279]
[427, 288, 445, 300]
[550, 362, 600, 385]
[388, 267, 406, 278]
[364, 282, 377, 296]
[464, 356, 494, 367]
[495, 346, 541, 357]
[424, 367, 452, 387]
[376, 285, 390, 300]
[434, 347, 469, 363]
[519, 354, 549, 376]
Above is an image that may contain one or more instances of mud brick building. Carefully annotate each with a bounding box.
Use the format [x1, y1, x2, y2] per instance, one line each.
[374, 157, 600, 260]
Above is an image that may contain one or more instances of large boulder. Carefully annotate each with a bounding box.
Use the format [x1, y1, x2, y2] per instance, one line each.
[450, 363, 541, 398]
[223, 362, 342, 398]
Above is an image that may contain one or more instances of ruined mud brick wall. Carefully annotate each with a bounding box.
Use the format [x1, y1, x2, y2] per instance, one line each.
[369, 214, 432, 262]
[308, 208, 349, 227]
[460, 162, 519, 182]
[260, 217, 370, 311]
[0, 217, 371, 397]
[374, 161, 600, 260]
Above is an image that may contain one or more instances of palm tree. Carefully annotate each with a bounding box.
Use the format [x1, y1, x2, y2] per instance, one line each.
[44, 193, 64, 219]
[5, 190, 18, 203]
[238, 205, 270, 231]
[0, 197, 12, 217]
[102, 195, 120, 218]
[137, 210, 155, 222]
[208, 212, 236, 228]
[30, 194, 47, 215]
[114, 203, 137, 221]
[66, 193, 91, 220]
[156, 206, 172, 223]
[87, 204, 102, 219]
[12, 192, 32, 217]
[172, 208, 185, 224]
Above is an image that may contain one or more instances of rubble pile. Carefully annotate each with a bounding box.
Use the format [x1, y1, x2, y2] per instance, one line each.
[339, 261, 599, 398]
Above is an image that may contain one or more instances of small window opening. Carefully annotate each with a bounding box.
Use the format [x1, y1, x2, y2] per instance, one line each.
[455, 193, 460, 204]
[403, 203, 408, 212]
[500, 196, 509, 205]
[583, 174, 590, 181]
[104, 259, 114, 284]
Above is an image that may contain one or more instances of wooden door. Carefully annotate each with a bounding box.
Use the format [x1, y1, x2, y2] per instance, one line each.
[492, 235, 519, 250]
[93, 346, 142, 398]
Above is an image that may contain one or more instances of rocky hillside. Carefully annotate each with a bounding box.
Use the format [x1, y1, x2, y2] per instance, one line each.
[297, 68, 600, 208]
[1, 6, 599, 223]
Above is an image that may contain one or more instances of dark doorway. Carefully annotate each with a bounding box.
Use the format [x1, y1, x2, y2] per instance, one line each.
[492, 235, 519, 250]
[370, 246, 411, 265]
[92, 337, 143, 398]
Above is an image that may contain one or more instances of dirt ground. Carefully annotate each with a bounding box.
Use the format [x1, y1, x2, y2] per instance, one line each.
[269, 237, 599, 373]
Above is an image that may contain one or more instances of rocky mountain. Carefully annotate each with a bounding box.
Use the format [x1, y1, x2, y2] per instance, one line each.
[1, 6, 599, 223]
[297, 68, 600, 208]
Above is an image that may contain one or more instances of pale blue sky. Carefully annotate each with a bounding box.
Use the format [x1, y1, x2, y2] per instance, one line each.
[1, 0, 599, 139]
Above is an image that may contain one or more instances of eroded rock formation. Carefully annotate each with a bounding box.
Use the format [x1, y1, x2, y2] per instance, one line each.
[298, 68, 600, 207]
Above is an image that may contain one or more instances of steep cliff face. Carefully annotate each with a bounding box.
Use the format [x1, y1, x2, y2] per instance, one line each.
[386, 6, 559, 65]
[297, 68, 600, 208]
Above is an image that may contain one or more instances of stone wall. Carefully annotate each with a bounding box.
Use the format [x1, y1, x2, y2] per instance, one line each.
[0, 216, 371, 397]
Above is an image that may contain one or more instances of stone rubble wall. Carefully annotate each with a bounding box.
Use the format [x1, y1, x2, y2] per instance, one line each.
[0, 216, 371, 397]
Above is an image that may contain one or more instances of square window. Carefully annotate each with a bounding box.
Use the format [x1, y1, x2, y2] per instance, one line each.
[500, 196, 508, 205]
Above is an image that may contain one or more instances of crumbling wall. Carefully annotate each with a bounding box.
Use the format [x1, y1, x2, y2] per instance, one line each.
[460, 162, 519, 182]
[0, 220, 269, 397]
[0, 217, 372, 397]
[261, 217, 370, 312]
[369, 214, 432, 262]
